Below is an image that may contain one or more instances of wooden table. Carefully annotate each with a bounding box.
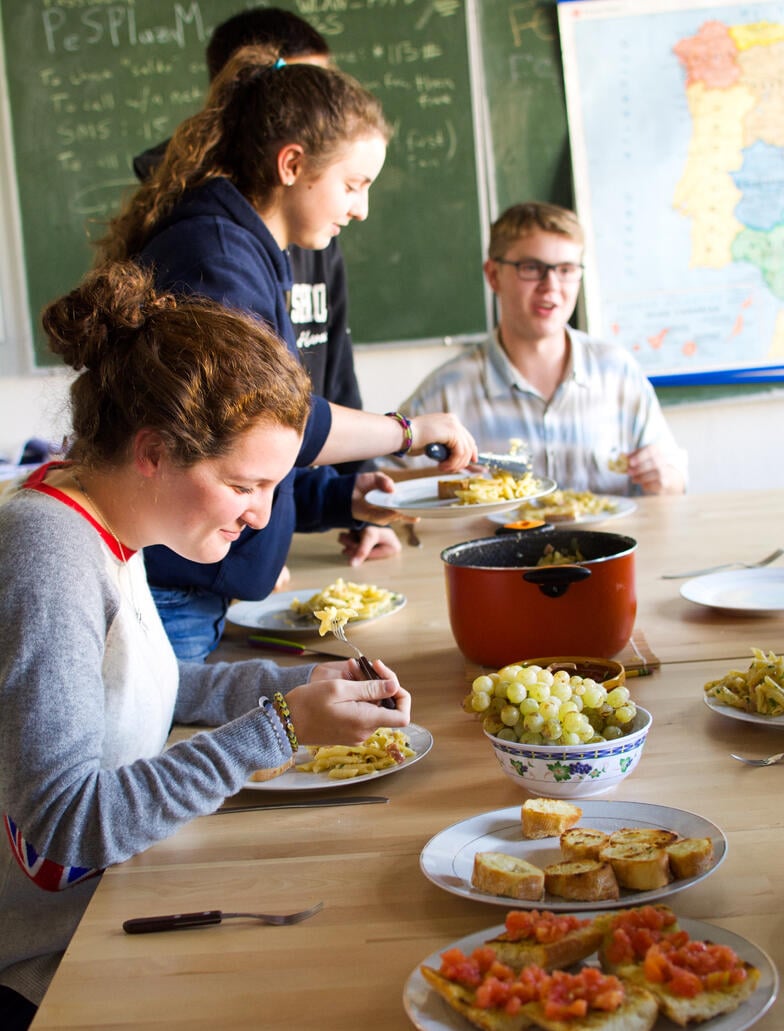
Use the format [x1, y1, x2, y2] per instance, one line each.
[32, 490, 784, 1029]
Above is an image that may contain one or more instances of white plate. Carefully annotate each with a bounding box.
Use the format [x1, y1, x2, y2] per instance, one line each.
[404, 917, 778, 1031]
[419, 801, 727, 911]
[226, 588, 406, 634]
[680, 569, 784, 615]
[241, 723, 433, 792]
[703, 691, 784, 729]
[365, 475, 557, 520]
[486, 494, 637, 527]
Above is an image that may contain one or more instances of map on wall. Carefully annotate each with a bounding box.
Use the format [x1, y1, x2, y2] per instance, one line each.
[558, 0, 784, 383]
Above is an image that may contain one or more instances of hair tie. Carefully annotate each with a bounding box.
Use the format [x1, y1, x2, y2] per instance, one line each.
[273, 57, 287, 70]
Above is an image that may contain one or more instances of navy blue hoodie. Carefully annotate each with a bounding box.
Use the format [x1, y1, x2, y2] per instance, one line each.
[140, 178, 360, 601]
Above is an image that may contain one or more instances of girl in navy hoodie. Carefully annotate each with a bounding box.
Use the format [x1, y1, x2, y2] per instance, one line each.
[96, 45, 476, 660]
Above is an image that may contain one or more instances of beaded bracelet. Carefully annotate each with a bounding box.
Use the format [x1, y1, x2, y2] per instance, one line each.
[385, 411, 414, 457]
[272, 691, 298, 752]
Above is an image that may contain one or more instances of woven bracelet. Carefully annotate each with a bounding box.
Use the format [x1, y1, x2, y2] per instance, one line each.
[272, 692, 298, 752]
[385, 411, 413, 457]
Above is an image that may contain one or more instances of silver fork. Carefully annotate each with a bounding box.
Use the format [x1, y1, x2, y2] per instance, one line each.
[730, 751, 784, 767]
[662, 547, 784, 579]
[123, 900, 324, 933]
[329, 618, 396, 709]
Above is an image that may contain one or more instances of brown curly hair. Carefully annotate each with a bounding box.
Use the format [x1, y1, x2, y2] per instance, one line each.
[96, 44, 390, 262]
[43, 262, 311, 468]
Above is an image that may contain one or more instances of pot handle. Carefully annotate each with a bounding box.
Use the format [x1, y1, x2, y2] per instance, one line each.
[522, 565, 592, 598]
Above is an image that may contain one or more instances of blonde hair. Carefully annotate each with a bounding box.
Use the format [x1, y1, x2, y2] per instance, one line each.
[489, 202, 584, 259]
[96, 44, 390, 262]
[43, 261, 311, 468]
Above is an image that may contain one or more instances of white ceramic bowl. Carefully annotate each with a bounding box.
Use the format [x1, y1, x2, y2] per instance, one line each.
[483, 706, 652, 798]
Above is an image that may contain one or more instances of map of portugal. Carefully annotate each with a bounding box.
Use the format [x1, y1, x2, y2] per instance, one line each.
[673, 18, 784, 291]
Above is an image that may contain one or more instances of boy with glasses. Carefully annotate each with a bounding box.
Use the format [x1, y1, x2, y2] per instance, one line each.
[395, 201, 686, 495]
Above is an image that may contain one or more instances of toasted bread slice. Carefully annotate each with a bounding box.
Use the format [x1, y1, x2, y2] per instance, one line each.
[559, 827, 610, 861]
[472, 852, 544, 901]
[599, 842, 671, 891]
[247, 757, 296, 781]
[438, 478, 470, 500]
[544, 859, 620, 901]
[538, 503, 581, 523]
[608, 827, 678, 849]
[665, 836, 714, 879]
[620, 955, 760, 1027]
[421, 964, 659, 1031]
[487, 923, 603, 972]
[485, 910, 604, 971]
[522, 798, 582, 839]
[420, 965, 534, 1031]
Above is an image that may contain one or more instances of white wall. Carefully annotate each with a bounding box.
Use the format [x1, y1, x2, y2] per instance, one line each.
[3, 345, 783, 495]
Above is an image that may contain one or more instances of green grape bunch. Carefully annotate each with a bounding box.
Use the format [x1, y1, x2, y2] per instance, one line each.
[465, 663, 638, 746]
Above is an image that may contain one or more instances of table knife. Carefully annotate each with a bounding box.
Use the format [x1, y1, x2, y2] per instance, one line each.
[214, 795, 389, 814]
[246, 633, 351, 658]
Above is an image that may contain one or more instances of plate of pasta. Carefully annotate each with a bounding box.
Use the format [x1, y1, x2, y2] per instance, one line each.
[486, 490, 636, 527]
[365, 475, 557, 519]
[242, 724, 433, 791]
[227, 580, 406, 635]
[703, 649, 784, 727]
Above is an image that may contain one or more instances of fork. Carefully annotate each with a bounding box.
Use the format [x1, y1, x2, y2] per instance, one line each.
[730, 751, 784, 767]
[662, 547, 784, 579]
[329, 618, 396, 709]
[123, 900, 324, 933]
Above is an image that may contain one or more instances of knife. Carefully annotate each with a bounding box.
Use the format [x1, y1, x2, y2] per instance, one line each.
[214, 795, 389, 814]
[246, 633, 351, 658]
[425, 442, 532, 476]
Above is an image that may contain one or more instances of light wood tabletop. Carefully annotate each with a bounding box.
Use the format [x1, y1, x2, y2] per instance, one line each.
[32, 489, 784, 1029]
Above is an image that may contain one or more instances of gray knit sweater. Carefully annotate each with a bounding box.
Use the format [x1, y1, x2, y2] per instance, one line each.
[0, 484, 314, 1005]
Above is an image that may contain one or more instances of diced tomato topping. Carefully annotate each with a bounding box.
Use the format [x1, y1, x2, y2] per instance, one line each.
[504, 909, 589, 944]
[668, 968, 704, 998]
[641, 936, 747, 997]
[476, 976, 512, 1009]
[544, 997, 588, 1020]
[439, 946, 502, 987]
[643, 945, 671, 984]
[461, 961, 624, 1019]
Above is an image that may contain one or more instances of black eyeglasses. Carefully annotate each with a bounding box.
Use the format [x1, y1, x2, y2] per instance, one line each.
[493, 258, 584, 282]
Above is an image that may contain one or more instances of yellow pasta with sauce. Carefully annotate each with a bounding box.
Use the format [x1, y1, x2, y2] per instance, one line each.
[453, 470, 541, 505]
[298, 728, 414, 779]
[290, 578, 398, 626]
[512, 489, 619, 522]
[704, 648, 784, 716]
[312, 605, 357, 636]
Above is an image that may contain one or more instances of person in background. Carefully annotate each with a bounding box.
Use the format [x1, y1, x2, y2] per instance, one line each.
[392, 202, 687, 495]
[132, 8, 397, 568]
[0, 262, 411, 1031]
[95, 45, 476, 661]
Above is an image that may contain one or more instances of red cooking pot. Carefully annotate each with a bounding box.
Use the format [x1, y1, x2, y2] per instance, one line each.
[441, 528, 637, 666]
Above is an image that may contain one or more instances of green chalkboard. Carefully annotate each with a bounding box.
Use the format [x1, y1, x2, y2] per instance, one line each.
[0, 0, 486, 365]
[477, 0, 572, 215]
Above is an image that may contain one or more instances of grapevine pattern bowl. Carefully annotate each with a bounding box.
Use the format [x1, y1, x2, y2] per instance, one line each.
[484, 706, 652, 798]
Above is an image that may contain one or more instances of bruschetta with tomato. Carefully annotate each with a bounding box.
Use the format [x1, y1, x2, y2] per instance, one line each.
[598, 905, 760, 1026]
[485, 910, 604, 972]
[420, 947, 659, 1031]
